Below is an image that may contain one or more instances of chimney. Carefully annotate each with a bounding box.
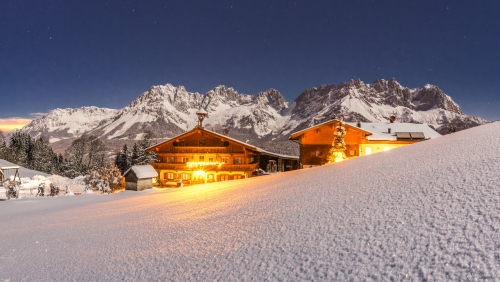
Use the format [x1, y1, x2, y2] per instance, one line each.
[388, 128, 391, 134]
[389, 115, 396, 123]
[196, 109, 208, 128]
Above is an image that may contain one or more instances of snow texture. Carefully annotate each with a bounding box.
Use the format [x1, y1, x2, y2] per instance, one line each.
[1, 122, 500, 281]
[124, 165, 158, 179]
[0, 159, 50, 178]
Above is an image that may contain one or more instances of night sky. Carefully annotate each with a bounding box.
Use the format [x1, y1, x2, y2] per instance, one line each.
[1, 0, 499, 131]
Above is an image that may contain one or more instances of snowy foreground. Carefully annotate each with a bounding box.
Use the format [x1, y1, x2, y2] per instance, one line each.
[1, 122, 500, 281]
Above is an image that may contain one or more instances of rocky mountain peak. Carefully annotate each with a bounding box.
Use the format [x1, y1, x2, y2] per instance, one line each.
[19, 79, 486, 155]
[256, 89, 287, 111]
[412, 85, 462, 114]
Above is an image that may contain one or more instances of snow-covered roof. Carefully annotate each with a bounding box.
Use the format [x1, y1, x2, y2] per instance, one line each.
[257, 149, 298, 160]
[146, 127, 299, 159]
[346, 122, 441, 141]
[124, 165, 158, 179]
[289, 119, 373, 140]
[146, 127, 260, 152]
[289, 119, 441, 141]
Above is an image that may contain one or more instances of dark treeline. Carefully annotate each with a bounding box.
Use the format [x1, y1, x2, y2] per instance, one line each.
[0, 130, 158, 178]
[0, 131, 61, 174]
[114, 132, 158, 174]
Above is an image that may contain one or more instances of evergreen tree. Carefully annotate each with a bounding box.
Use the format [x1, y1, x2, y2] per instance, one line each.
[327, 117, 347, 164]
[114, 144, 131, 174]
[136, 131, 158, 164]
[0, 130, 7, 160]
[60, 157, 79, 179]
[7, 131, 33, 166]
[31, 137, 54, 173]
[130, 143, 141, 166]
[3, 131, 61, 174]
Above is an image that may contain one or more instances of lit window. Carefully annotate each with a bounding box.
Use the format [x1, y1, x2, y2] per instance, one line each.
[234, 175, 243, 179]
[220, 175, 229, 181]
[181, 157, 189, 163]
[208, 174, 214, 181]
[208, 158, 214, 162]
[221, 157, 228, 163]
[384, 147, 390, 151]
[181, 173, 190, 180]
[365, 147, 372, 155]
[349, 150, 355, 156]
[199, 156, 204, 162]
[166, 172, 174, 180]
[233, 157, 242, 164]
[167, 157, 175, 163]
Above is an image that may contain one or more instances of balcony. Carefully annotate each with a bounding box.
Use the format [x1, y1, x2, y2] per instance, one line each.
[160, 147, 245, 154]
[151, 162, 258, 172]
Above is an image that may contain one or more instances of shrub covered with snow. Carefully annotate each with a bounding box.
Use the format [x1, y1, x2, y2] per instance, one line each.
[83, 164, 124, 194]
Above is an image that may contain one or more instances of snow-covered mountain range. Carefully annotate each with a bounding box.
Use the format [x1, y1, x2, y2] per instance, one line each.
[20, 78, 487, 154]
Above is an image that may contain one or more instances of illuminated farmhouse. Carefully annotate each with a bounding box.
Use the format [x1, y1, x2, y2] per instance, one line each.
[289, 117, 442, 167]
[146, 110, 299, 186]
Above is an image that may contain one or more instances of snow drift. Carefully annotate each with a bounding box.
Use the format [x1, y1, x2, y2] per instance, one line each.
[0, 122, 499, 281]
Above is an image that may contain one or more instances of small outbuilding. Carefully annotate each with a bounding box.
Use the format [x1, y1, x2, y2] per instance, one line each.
[123, 165, 158, 191]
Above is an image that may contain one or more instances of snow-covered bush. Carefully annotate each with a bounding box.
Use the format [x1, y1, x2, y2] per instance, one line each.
[65, 186, 74, 196]
[4, 180, 19, 200]
[37, 183, 45, 197]
[83, 164, 124, 194]
[49, 183, 60, 197]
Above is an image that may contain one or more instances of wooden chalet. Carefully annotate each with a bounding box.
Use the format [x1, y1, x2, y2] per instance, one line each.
[146, 110, 299, 186]
[289, 118, 441, 167]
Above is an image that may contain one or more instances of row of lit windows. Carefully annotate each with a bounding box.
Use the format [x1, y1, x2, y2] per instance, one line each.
[163, 156, 243, 164]
[164, 172, 243, 181]
[173, 140, 230, 147]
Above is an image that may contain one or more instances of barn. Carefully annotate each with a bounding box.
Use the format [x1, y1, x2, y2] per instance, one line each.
[123, 165, 158, 191]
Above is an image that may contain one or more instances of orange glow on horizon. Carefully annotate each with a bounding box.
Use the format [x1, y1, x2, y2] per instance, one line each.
[0, 118, 32, 133]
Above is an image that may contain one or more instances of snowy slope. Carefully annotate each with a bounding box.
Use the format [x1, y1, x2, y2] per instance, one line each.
[1, 122, 499, 281]
[0, 159, 50, 178]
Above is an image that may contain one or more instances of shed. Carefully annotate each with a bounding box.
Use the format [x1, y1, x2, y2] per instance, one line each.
[123, 165, 158, 191]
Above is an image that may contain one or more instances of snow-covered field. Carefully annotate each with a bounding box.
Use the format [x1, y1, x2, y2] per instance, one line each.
[1, 122, 499, 281]
[0, 159, 86, 197]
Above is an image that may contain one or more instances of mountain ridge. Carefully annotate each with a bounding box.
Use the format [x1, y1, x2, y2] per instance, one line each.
[19, 78, 487, 155]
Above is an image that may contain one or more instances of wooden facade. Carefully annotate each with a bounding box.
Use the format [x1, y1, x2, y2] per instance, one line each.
[290, 119, 438, 167]
[146, 127, 299, 186]
[147, 128, 258, 186]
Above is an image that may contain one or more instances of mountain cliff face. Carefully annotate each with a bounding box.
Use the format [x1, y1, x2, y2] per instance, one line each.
[20, 79, 487, 155]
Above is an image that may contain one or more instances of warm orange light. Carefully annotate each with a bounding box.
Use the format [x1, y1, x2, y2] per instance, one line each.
[330, 151, 346, 163]
[193, 170, 207, 178]
[0, 118, 32, 133]
[186, 162, 223, 169]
